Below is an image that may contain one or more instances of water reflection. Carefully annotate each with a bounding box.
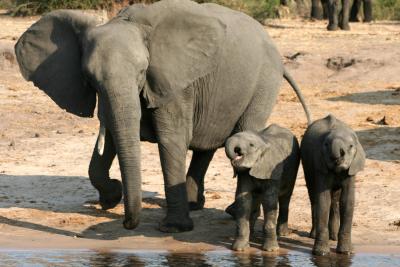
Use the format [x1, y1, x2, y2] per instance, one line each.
[312, 254, 353, 267]
[0, 249, 398, 266]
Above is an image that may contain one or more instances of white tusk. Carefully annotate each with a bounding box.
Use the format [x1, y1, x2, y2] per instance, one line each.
[97, 123, 106, 156]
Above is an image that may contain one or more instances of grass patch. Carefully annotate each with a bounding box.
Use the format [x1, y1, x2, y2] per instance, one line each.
[198, 0, 281, 21]
[374, 0, 400, 20]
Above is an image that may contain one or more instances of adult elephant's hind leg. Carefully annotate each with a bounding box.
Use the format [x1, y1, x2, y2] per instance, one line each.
[186, 150, 216, 211]
[88, 128, 122, 210]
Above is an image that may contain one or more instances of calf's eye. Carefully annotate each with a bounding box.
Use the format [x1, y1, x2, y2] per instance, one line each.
[249, 143, 254, 147]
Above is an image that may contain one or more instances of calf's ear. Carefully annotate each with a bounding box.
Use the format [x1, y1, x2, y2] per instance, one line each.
[349, 137, 366, 176]
[249, 144, 282, 180]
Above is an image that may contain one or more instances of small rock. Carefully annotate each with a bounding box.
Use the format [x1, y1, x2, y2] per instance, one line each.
[326, 56, 357, 71]
[366, 117, 374, 122]
[376, 116, 389, 126]
[285, 52, 306, 61]
[34, 133, 40, 138]
[9, 140, 15, 147]
[78, 130, 84, 133]
[56, 130, 63, 134]
[389, 220, 400, 228]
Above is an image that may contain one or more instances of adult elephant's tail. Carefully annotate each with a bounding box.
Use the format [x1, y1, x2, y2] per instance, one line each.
[283, 69, 312, 125]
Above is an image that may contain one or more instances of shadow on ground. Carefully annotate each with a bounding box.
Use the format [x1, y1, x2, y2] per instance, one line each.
[357, 127, 400, 161]
[0, 174, 234, 247]
[0, 175, 319, 251]
[327, 90, 400, 105]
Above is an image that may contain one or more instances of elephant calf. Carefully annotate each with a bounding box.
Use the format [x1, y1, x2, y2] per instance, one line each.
[225, 124, 300, 251]
[301, 115, 365, 255]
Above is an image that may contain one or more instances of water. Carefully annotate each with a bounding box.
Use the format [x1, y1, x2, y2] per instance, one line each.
[0, 250, 399, 267]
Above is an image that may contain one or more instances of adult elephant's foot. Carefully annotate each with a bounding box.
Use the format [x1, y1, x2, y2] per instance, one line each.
[225, 202, 236, 219]
[312, 240, 330, 256]
[123, 217, 140, 230]
[158, 215, 194, 233]
[327, 23, 339, 31]
[339, 23, 351, 31]
[262, 239, 279, 252]
[189, 195, 205, 211]
[277, 223, 292, 237]
[349, 16, 360, 22]
[232, 238, 249, 251]
[337, 238, 353, 255]
[99, 179, 122, 210]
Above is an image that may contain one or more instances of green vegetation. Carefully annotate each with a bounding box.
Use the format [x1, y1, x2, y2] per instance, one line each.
[0, 0, 13, 9]
[197, 0, 281, 21]
[9, 0, 113, 16]
[374, 0, 400, 20]
[0, 0, 398, 20]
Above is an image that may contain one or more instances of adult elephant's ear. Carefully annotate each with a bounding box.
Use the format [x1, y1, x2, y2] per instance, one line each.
[15, 10, 98, 117]
[143, 10, 226, 108]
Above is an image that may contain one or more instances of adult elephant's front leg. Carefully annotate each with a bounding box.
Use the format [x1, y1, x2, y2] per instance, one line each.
[153, 109, 193, 233]
[88, 128, 122, 210]
[186, 150, 216, 210]
[340, 0, 351, 30]
[327, 0, 340, 30]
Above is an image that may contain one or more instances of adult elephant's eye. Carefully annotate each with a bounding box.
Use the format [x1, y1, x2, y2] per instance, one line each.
[249, 143, 254, 147]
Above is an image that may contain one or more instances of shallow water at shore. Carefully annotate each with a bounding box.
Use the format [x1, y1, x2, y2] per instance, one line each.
[0, 249, 399, 267]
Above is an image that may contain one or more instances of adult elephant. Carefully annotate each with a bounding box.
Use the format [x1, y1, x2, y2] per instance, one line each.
[350, 0, 373, 23]
[311, 0, 328, 20]
[326, 0, 352, 30]
[15, 0, 311, 232]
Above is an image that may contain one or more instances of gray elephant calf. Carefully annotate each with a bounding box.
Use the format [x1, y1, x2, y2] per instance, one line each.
[225, 124, 300, 251]
[301, 115, 365, 255]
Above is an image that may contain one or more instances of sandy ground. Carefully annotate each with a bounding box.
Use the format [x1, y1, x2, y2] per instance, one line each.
[0, 12, 399, 254]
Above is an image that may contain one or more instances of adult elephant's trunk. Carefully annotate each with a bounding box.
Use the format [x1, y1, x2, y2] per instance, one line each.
[103, 83, 142, 229]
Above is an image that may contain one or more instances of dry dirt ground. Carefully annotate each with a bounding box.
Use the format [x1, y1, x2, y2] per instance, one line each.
[0, 12, 399, 253]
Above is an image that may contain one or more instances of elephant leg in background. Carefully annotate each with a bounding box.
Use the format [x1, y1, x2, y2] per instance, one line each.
[310, 201, 317, 238]
[329, 189, 341, 241]
[322, 0, 329, 19]
[337, 176, 355, 254]
[277, 194, 291, 236]
[88, 128, 122, 210]
[249, 194, 261, 236]
[232, 175, 254, 251]
[313, 184, 332, 256]
[261, 181, 279, 252]
[339, 0, 351, 30]
[311, 0, 325, 19]
[186, 150, 216, 211]
[327, 0, 340, 30]
[350, 0, 362, 21]
[362, 0, 373, 22]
